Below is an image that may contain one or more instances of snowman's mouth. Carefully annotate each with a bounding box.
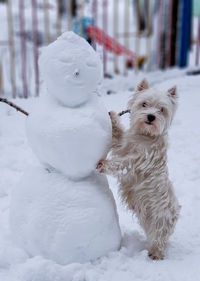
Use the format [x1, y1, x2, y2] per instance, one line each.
[75, 81, 84, 86]
[65, 76, 84, 87]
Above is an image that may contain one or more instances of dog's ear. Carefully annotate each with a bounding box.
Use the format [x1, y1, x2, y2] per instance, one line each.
[137, 79, 149, 92]
[168, 86, 177, 97]
[167, 86, 177, 100]
[167, 86, 178, 107]
[128, 79, 149, 109]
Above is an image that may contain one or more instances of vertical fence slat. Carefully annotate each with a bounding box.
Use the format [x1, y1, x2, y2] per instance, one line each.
[7, 0, 17, 98]
[102, 0, 108, 76]
[31, 0, 39, 96]
[124, 0, 129, 76]
[113, 0, 119, 73]
[66, 0, 73, 31]
[19, 0, 28, 98]
[92, 0, 97, 50]
[166, 0, 173, 67]
[44, 0, 51, 43]
[156, 0, 164, 69]
[161, 1, 167, 69]
[195, 14, 200, 65]
[56, 0, 62, 37]
[169, 0, 179, 66]
[134, 0, 141, 74]
[146, 0, 152, 72]
[2, 0, 197, 99]
[178, 0, 192, 67]
[79, 0, 85, 37]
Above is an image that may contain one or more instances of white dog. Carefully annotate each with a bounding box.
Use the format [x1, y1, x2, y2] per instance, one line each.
[97, 79, 180, 260]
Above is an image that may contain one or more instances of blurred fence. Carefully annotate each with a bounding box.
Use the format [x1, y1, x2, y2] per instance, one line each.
[0, 0, 199, 98]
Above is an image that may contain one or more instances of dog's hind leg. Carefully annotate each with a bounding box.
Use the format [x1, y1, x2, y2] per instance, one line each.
[148, 235, 167, 260]
[146, 214, 177, 260]
[146, 225, 168, 260]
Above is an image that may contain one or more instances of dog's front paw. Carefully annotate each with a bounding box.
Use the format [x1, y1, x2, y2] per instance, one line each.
[96, 159, 106, 173]
[109, 111, 119, 124]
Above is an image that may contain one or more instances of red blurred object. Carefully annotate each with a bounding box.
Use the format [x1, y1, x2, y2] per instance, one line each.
[87, 25, 135, 61]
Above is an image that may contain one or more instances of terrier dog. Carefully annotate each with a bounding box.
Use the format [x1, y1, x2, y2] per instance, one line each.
[97, 79, 180, 260]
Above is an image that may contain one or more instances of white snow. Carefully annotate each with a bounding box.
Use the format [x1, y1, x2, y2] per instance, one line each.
[10, 166, 121, 265]
[26, 94, 111, 179]
[39, 32, 103, 107]
[0, 69, 200, 280]
[9, 31, 121, 267]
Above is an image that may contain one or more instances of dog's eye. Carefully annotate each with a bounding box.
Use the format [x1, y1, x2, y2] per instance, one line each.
[160, 107, 164, 113]
[142, 102, 147, 107]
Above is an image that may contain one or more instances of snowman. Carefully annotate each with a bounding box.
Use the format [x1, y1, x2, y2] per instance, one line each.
[10, 32, 121, 265]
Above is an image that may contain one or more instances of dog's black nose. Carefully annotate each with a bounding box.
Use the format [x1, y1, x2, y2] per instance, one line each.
[147, 114, 155, 122]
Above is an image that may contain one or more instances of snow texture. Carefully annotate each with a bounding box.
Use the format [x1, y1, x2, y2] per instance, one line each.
[26, 94, 111, 179]
[39, 32, 103, 107]
[0, 70, 200, 280]
[10, 31, 121, 265]
[10, 166, 121, 265]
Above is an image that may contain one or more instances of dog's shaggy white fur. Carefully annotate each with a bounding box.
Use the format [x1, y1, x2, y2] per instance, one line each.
[97, 79, 180, 260]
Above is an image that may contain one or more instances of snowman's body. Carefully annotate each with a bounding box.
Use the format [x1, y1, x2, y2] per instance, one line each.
[26, 94, 111, 179]
[10, 167, 121, 264]
[10, 32, 121, 264]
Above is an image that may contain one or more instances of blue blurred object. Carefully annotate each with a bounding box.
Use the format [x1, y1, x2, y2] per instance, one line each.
[73, 17, 94, 39]
[178, 0, 192, 67]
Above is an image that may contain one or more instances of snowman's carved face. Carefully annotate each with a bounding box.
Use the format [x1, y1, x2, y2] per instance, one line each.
[40, 32, 102, 107]
[59, 49, 99, 88]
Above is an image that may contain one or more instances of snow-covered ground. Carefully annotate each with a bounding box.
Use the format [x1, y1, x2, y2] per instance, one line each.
[0, 69, 200, 281]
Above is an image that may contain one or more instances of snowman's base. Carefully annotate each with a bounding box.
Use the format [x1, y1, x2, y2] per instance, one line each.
[10, 166, 121, 265]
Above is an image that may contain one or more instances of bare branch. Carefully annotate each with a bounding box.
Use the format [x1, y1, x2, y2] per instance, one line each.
[118, 109, 130, 116]
[0, 97, 130, 119]
[0, 98, 29, 116]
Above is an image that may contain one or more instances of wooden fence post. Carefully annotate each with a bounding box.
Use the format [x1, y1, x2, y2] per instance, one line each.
[31, 0, 39, 96]
[56, 0, 62, 37]
[79, 0, 85, 37]
[195, 13, 200, 65]
[156, 0, 164, 69]
[166, 0, 173, 68]
[19, 0, 28, 98]
[146, 0, 152, 72]
[113, 0, 119, 73]
[7, 0, 17, 98]
[43, 0, 51, 43]
[134, 0, 141, 74]
[92, 0, 97, 50]
[124, 0, 130, 75]
[102, 0, 108, 76]
[66, 0, 72, 31]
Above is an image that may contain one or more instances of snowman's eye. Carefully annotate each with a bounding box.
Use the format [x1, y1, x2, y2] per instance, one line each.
[73, 69, 80, 77]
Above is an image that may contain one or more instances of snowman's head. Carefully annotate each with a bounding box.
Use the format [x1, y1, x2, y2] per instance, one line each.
[39, 32, 102, 107]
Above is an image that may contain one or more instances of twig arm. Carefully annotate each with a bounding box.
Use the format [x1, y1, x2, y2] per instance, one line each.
[118, 109, 130, 116]
[0, 97, 129, 118]
[0, 98, 29, 116]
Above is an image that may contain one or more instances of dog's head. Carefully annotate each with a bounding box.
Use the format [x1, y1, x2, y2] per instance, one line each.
[128, 79, 178, 137]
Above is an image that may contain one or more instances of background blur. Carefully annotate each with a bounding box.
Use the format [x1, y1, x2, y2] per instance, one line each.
[0, 0, 199, 98]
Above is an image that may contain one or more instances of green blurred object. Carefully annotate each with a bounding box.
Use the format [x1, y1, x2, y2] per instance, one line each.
[193, 0, 200, 16]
